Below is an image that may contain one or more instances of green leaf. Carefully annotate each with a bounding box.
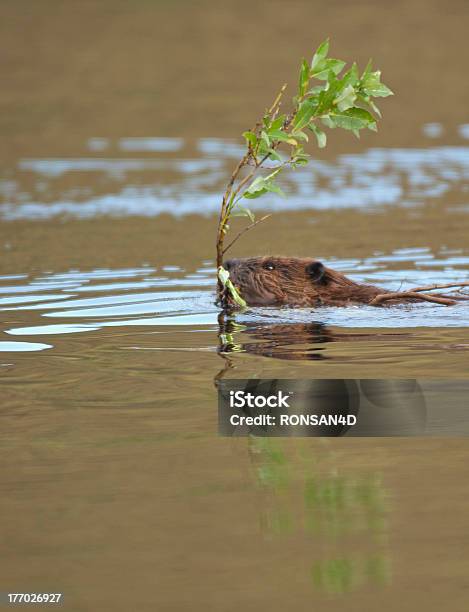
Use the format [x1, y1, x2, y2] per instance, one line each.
[243, 189, 267, 200]
[293, 157, 309, 167]
[268, 182, 285, 198]
[294, 98, 318, 130]
[269, 114, 286, 131]
[244, 182, 285, 200]
[320, 115, 336, 129]
[265, 167, 282, 181]
[369, 99, 382, 117]
[308, 123, 327, 148]
[361, 70, 393, 97]
[266, 182, 285, 197]
[369, 81, 393, 98]
[232, 204, 255, 222]
[291, 129, 309, 142]
[334, 84, 357, 112]
[243, 168, 284, 200]
[357, 93, 382, 118]
[242, 131, 257, 148]
[218, 266, 230, 285]
[329, 107, 377, 131]
[298, 58, 310, 97]
[315, 73, 342, 114]
[257, 140, 269, 158]
[328, 59, 346, 75]
[362, 59, 373, 79]
[341, 62, 359, 87]
[307, 85, 327, 96]
[311, 58, 346, 80]
[243, 176, 268, 199]
[261, 131, 271, 147]
[268, 129, 298, 145]
[267, 148, 283, 162]
[311, 39, 329, 71]
[293, 145, 308, 156]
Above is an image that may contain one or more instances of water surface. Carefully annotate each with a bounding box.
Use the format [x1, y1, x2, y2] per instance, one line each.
[1, 1, 469, 610]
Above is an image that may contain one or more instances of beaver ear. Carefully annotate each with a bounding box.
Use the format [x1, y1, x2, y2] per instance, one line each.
[306, 261, 327, 284]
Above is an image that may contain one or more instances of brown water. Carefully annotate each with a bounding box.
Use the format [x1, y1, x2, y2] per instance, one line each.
[1, 1, 469, 610]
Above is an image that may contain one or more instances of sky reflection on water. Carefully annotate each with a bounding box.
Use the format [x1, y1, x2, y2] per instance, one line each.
[0, 247, 467, 352]
[1, 135, 468, 220]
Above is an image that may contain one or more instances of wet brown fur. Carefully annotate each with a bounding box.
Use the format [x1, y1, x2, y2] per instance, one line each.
[223, 256, 386, 307]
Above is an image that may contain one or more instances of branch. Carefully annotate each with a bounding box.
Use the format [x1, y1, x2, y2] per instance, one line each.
[439, 293, 469, 300]
[369, 281, 469, 306]
[222, 215, 272, 255]
[267, 83, 287, 119]
[228, 164, 262, 210]
[218, 152, 250, 226]
[369, 291, 457, 306]
[217, 152, 251, 267]
[405, 281, 469, 293]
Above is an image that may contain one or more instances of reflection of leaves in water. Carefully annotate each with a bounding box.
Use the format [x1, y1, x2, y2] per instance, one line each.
[366, 554, 392, 586]
[248, 438, 392, 595]
[260, 508, 294, 536]
[253, 438, 290, 490]
[305, 475, 347, 511]
[304, 474, 389, 539]
[312, 557, 356, 595]
[312, 553, 392, 595]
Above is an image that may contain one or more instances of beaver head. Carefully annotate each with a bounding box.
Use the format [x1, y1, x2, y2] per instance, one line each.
[223, 256, 383, 307]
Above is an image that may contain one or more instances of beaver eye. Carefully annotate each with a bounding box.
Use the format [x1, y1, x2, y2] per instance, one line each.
[263, 262, 275, 271]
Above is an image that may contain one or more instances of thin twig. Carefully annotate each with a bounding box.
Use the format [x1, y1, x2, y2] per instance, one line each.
[216, 81, 305, 302]
[227, 164, 262, 209]
[267, 83, 287, 119]
[439, 294, 469, 300]
[222, 215, 272, 255]
[405, 282, 469, 292]
[217, 152, 250, 266]
[229, 156, 293, 211]
[370, 291, 457, 306]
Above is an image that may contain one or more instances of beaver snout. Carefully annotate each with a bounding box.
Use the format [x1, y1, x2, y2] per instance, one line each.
[222, 258, 243, 285]
[223, 259, 236, 271]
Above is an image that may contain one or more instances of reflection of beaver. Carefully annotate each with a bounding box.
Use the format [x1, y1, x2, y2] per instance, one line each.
[223, 256, 387, 307]
[215, 319, 426, 435]
[218, 318, 409, 361]
[219, 321, 334, 361]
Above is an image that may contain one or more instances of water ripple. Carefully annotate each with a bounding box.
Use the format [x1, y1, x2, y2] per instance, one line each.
[1, 140, 468, 220]
[0, 249, 467, 350]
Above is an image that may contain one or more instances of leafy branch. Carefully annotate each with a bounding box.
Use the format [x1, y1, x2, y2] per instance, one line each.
[216, 39, 393, 306]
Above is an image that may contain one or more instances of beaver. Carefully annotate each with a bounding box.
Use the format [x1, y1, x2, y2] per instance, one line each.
[223, 256, 387, 307]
